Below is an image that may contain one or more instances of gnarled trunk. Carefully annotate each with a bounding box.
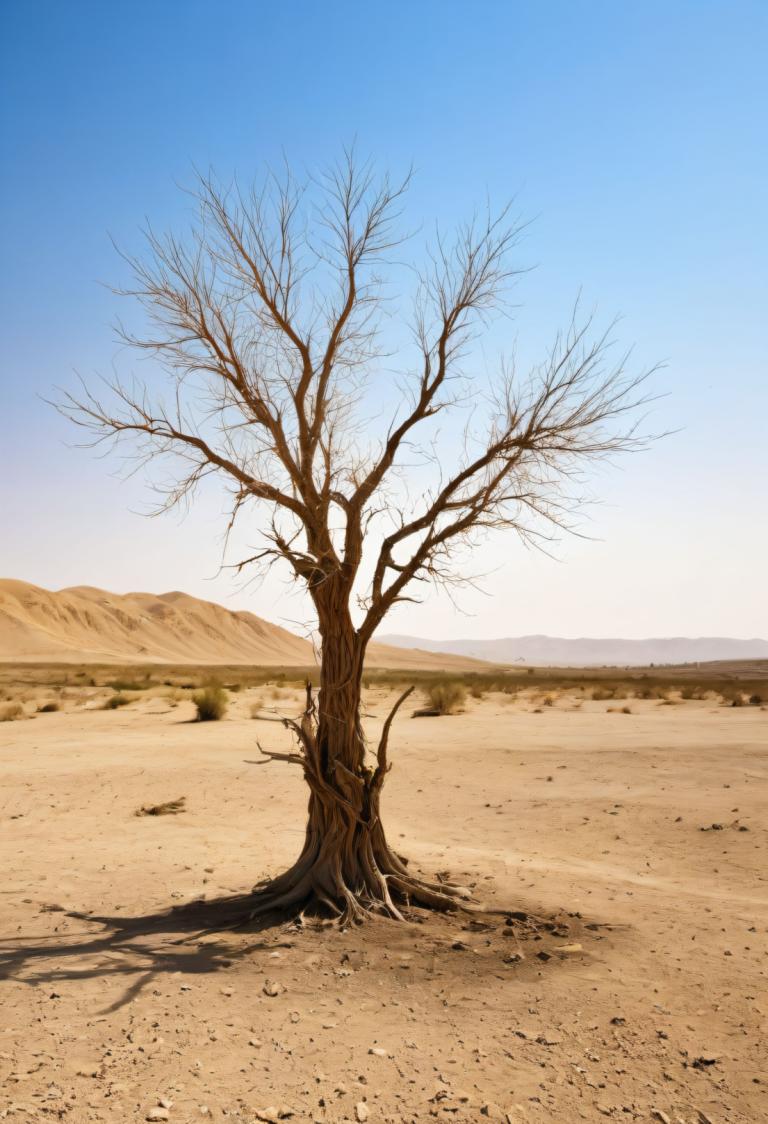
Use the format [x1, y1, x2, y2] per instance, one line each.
[250, 604, 472, 924]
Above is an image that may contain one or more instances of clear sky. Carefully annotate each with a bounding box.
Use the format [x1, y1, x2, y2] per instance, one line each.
[1, 1, 766, 640]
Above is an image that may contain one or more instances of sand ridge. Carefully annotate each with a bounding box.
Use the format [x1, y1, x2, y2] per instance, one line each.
[0, 580, 488, 671]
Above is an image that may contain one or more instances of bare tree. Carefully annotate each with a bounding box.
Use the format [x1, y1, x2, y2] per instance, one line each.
[60, 155, 653, 924]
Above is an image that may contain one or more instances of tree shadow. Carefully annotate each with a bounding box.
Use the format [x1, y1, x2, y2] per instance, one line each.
[0, 893, 290, 1013]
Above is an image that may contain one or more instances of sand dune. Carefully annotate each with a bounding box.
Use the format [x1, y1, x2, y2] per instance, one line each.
[0, 579, 485, 670]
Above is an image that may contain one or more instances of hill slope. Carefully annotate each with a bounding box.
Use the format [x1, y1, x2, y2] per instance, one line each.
[0, 580, 485, 670]
[379, 632, 768, 667]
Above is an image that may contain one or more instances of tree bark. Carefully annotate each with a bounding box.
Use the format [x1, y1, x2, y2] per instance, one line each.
[249, 601, 472, 924]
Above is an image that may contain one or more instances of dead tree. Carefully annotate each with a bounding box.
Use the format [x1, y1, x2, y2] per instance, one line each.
[60, 155, 653, 924]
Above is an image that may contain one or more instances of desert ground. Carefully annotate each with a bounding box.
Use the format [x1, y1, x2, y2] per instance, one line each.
[0, 674, 766, 1124]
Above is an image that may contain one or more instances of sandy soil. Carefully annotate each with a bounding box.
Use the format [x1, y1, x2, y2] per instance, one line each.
[0, 687, 765, 1123]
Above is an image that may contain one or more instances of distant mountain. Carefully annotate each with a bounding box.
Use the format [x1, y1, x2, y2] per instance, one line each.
[377, 633, 768, 667]
[0, 579, 487, 671]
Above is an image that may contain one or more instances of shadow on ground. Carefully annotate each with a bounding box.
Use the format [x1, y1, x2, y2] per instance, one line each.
[0, 894, 290, 1012]
[0, 889, 602, 1014]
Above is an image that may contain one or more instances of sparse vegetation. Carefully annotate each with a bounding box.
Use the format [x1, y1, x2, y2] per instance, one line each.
[193, 684, 228, 721]
[37, 701, 60, 713]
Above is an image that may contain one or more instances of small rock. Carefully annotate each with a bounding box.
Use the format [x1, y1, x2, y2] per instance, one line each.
[368, 1046, 387, 1057]
[556, 943, 582, 954]
[146, 1111, 169, 1123]
[536, 950, 551, 962]
[610, 1016, 626, 1026]
[355, 1102, 369, 1122]
[263, 979, 282, 997]
[651, 1111, 671, 1124]
[691, 1056, 718, 1071]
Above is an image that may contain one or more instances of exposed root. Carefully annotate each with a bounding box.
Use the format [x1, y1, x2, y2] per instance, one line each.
[241, 681, 478, 928]
[245, 859, 474, 928]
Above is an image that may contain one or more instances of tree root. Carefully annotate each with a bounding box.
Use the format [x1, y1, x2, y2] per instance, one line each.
[242, 845, 475, 928]
[240, 681, 478, 928]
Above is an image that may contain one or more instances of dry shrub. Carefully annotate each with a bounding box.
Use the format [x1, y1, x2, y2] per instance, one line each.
[414, 681, 467, 717]
[37, 701, 60, 713]
[748, 694, 763, 706]
[634, 685, 663, 700]
[428, 681, 466, 714]
[592, 687, 615, 701]
[193, 684, 228, 721]
[621, 705, 632, 714]
[250, 698, 264, 718]
[103, 693, 130, 710]
[542, 694, 555, 707]
[0, 702, 24, 722]
[680, 685, 709, 701]
[469, 682, 486, 700]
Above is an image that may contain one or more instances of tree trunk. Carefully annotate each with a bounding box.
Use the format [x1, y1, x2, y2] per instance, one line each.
[249, 604, 472, 925]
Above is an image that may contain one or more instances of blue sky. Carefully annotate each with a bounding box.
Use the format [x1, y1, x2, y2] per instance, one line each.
[1, 1, 766, 638]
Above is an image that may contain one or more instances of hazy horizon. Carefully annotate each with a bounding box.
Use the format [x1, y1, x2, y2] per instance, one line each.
[2, 1, 766, 639]
[3, 576, 766, 645]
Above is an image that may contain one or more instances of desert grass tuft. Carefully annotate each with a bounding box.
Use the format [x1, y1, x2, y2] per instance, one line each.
[413, 681, 467, 717]
[193, 684, 228, 721]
